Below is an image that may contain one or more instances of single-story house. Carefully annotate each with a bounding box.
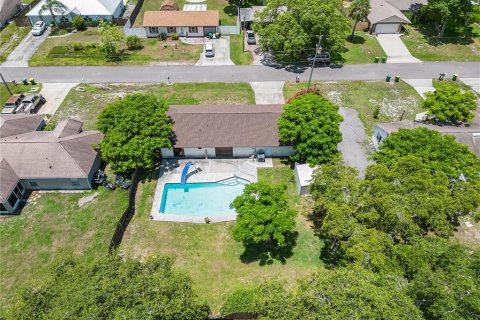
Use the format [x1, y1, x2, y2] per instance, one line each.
[26, 0, 124, 26]
[239, 5, 287, 29]
[388, 0, 428, 12]
[368, 0, 413, 33]
[161, 104, 295, 159]
[160, 0, 179, 11]
[143, 10, 219, 37]
[0, 114, 103, 214]
[371, 120, 480, 156]
[0, 0, 22, 27]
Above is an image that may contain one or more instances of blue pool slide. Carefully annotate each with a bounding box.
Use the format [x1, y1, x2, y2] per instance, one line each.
[181, 162, 192, 184]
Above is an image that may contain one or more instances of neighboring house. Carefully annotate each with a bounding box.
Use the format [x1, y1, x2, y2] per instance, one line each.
[26, 0, 124, 26]
[0, 0, 22, 27]
[371, 120, 480, 156]
[160, 0, 178, 11]
[367, 0, 426, 33]
[161, 104, 295, 159]
[239, 5, 287, 29]
[0, 114, 103, 214]
[143, 10, 219, 37]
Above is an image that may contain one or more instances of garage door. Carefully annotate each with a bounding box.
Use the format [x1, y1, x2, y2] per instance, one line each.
[375, 23, 400, 34]
[204, 27, 217, 36]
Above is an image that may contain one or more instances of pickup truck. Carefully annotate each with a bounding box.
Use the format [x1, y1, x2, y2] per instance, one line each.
[1, 94, 24, 114]
[21, 94, 46, 113]
[307, 52, 331, 63]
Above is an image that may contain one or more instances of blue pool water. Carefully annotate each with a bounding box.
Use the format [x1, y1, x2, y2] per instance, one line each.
[160, 177, 249, 216]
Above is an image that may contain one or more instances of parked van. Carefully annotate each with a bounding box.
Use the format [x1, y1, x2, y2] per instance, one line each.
[204, 42, 215, 57]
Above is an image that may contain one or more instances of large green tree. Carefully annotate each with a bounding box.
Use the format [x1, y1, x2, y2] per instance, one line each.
[97, 94, 172, 174]
[231, 182, 296, 246]
[39, 0, 67, 27]
[253, 0, 350, 62]
[13, 255, 210, 319]
[99, 21, 125, 61]
[423, 83, 477, 123]
[420, 0, 474, 36]
[278, 92, 343, 165]
[349, 0, 370, 38]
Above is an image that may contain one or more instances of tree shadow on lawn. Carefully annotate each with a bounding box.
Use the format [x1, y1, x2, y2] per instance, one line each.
[347, 35, 366, 45]
[414, 24, 475, 46]
[240, 231, 299, 266]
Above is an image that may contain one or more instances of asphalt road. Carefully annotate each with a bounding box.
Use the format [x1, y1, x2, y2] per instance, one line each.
[0, 62, 478, 83]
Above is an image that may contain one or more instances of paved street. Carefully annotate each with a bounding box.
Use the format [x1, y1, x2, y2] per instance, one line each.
[0, 62, 478, 83]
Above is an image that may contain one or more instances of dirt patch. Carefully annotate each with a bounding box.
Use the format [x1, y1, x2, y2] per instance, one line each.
[455, 217, 480, 248]
[78, 192, 99, 207]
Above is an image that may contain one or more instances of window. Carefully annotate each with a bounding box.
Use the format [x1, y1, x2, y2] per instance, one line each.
[13, 183, 24, 198]
[168, 26, 176, 33]
[0, 203, 7, 212]
[60, 16, 68, 23]
[149, 27, 159, 34]
[71, 179, 81, 186]
[7, 192, 18, 208]
[189, 26, 198, 33]
[29, 181, 38, 187]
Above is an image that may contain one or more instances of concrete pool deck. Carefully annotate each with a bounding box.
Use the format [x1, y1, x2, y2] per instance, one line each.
[150, 158, 273, 223]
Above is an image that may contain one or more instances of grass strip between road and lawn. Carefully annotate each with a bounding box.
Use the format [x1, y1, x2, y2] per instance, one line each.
[230, 34, 253, 65]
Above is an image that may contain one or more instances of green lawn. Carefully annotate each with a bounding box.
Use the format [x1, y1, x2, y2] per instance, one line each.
[133, 0, 238, 26]
[29, 28, 203, 66]
[0, 187, 128, 317]
[402, 25, 480, 62]
[230, 34, 253, 65]
[0, 83, 43, 106]
[50, 83, 255, 130]
[0, 23, 30, 62]
[284, 80, 424, 133]
[120, 161, 324, 313]
[342, 32, 386, 64]
[433, 78, 478, 94]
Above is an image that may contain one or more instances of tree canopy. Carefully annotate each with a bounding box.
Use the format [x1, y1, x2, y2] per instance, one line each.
[278, 92, 343, 165]
[231, 182, 296, 246]
[99, 21, 125, 61]
[97, 94, 173, 174]
[423, 83, 477, 123]
[420, 0, 475, 36]
[349, 0, 370, 38]
[13, 255, 210, 319]
[253, 0, 350, 63]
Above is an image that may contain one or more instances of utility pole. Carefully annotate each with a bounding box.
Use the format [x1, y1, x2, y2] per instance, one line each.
[307, 35, 323, 90]
[242, 17, 245, 53]
[0, 72, 12, 95]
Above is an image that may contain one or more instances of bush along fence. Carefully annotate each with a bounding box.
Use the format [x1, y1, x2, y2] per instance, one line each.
[13, 0, 42, 27]
[109, 168, 141, 252]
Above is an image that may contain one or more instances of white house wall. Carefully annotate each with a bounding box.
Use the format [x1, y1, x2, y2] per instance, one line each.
[184, 147, 216, 158]
[271, 146, 295, 157]
[145, 26, 205, 38]
[161, 148, 175, 158]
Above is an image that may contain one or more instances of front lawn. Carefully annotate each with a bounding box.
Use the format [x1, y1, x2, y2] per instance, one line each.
[0, 187, 128, 317]
[230, 34, 253, 65]
[133, 0, 238, 26]
[284, 80, 424, 133]
[0, 23, 30, 62]
[29, 28, 203, 66]
[120, 161, 324, 313]
[50, 83, 256, 130]
[402, 25, 480, 62]
[341, 32, 386, 64]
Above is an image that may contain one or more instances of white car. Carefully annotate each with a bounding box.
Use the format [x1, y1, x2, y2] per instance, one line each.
[204, 42, 215, 58]
[32, 21, 47, 36]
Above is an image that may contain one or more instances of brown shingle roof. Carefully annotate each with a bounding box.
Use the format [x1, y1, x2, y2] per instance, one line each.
[167, 104, 285, 148]
[0, 114, 44, 138]
[160, 0, 178, 11]
[52, 119, 83, 138]
[0, 159, 19, 203]
[143, 10, 219, 27]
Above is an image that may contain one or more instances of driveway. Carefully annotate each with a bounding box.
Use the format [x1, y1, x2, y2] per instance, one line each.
[249, 81, 285, 104]
[376, 34, 421, 64]
[337, 107, 373, 177]
[37, 83, 78, 115]
[461, 78, 480, 94]
[404, 79, 435, 99]
[1, 28, 50, 67]
[195, 37, 234, 66]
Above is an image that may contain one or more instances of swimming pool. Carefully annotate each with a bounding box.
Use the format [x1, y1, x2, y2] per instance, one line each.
[159, 177, 249, 217]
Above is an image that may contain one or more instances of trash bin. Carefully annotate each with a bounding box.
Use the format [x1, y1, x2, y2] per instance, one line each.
[386, 74, 391, 82]
[374, 56, 379, 63]
[382, 56, 387, 63]
[22, 78, 28, 85]
[395, 75, 400, 82]
[29, 78, 36, 85]
[452, 74, 458, 81]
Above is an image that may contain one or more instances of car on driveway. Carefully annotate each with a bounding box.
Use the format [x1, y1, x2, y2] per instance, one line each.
[246, 31, 256, 45]
[204, 42, 215, 57]
[307, 52, 331, 64]
[21, 94, 46, 113]
[32, 21, 47, 36]
[1, 94, 24, 114]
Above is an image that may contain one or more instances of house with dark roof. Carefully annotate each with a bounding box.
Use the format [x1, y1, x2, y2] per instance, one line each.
[0, 114, 103, 214]
[143, 10, 219, 37]
[161, 104, 294, 158]
[368, 0, 427, 33]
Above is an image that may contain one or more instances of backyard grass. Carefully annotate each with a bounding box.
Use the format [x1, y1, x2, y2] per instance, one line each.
[0, 83, 43, 106]
[284, 80, 424, 133]
[230, 34, 253, 65]
[29, 28, 203, 66]
[402, 25, 480, 62]
[133, 0, 238, 26]
[120, 162, 324, 313]
[0, 23, 30, 62]
[50, 82, 255, 130]
[0, 187, 128, 317]
[342, 32, 386, 64]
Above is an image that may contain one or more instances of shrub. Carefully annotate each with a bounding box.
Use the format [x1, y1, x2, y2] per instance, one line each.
[85, 43, 97, 49]
[72, 43, 83, 51]
[170, 32, 179, 40]
[126, 35, 143, 50]
[373, 105, 380, 119]
[73, 16, 86, 31]
[159, 32, 167, 41]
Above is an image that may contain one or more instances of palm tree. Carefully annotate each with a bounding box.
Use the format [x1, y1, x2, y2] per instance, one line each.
[39, 0, 68, 27]
[349, 0, 371, 39]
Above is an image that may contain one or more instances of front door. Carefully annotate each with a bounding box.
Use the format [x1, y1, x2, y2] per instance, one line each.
[215, 147, 233, 157]
[173, 148, 185, 157]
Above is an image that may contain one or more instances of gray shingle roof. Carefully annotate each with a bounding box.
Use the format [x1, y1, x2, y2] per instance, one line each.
[0, 159, 19, 203]
[386, 0, 427, 11]
[0, 114, 44, 138]
[368, 0, 411, 24]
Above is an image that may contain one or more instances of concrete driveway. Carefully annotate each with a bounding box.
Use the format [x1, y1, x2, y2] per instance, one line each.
[337, 107, 373, 177]
[250, 81, 285, 104]
[1, 28, 50, 67]
[37, 83, 78, 115]
[404, 79, 435, 99]
[195, 37, 234, 66]
[461, 78, 480, 94]
[376, 34, 421, 64]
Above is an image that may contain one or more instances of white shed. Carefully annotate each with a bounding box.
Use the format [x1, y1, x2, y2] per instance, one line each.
[294, 163, 317, 196]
